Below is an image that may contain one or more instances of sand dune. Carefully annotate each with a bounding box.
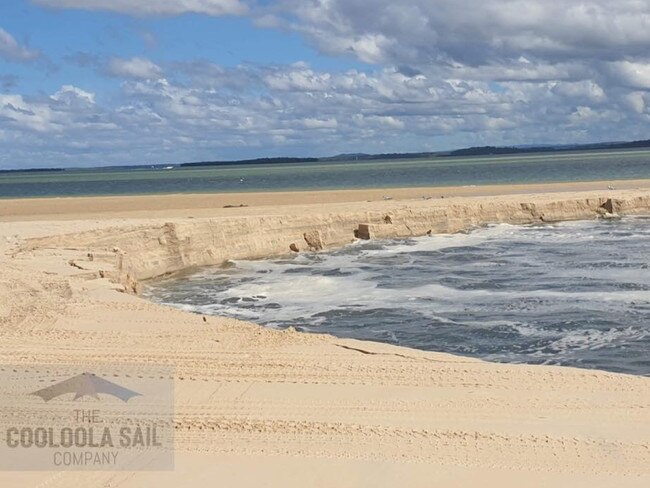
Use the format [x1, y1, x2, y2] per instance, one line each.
[1, 183, 649, 487]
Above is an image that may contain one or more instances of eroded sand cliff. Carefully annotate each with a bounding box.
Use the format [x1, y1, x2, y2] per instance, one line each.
[21, 190, 650, 292]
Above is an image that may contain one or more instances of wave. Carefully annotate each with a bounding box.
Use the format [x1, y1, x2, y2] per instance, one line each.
[146, 217, 650, 376]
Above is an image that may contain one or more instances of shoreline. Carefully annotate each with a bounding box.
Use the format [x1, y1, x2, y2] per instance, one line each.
[1, 178, 649, 221]
[1, 185, 650, 486]
[16, 186, 650, 289]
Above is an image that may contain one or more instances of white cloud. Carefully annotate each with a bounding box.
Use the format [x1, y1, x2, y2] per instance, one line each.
[275, 0, 650, 66]
[52, 85, 96, 106]
[0, 94, 55, 132]
[264, 0, 650, 112]
[33, 0, 247, 16]
[0, 27, 40, 62]
[551, 81, 606, 103]
[0, 85, 104, 136]
[301, 117, 337, 129]
[106, 57, 163, 80]
[607, 60, 650, 90]
[264, 64, 331, 91]
[623, 91, 647, 114]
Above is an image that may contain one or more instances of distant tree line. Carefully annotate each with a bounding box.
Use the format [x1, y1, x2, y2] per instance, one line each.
[182, 139, 650, 168]
[3, 138, 650, 172]
[181, 157, 319, 167]
[446, 139, 650, 157]
[0, 168, 64, 174]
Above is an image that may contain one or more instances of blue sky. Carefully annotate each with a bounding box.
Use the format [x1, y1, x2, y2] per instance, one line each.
[1, 0, 649, 168]
[0, 1, 367, 96]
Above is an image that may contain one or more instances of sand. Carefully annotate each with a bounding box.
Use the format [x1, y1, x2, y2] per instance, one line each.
[0, 180, 649, 487]
[2, 178, 649, 221]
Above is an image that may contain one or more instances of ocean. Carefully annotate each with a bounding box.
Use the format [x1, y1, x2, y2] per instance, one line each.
[145, 217, 650, 376]
[2, 148, 650, 198]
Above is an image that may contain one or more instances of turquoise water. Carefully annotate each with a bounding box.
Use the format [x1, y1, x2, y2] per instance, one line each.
[1, 148, 649, 198]
[146, 217, 650, 376]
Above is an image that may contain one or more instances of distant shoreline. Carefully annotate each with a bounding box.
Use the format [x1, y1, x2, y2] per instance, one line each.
[182, 138, 650, 168]
[1, 178, 649, 220]
[2, 138, 649, 173]
[0, 167, 64, 174]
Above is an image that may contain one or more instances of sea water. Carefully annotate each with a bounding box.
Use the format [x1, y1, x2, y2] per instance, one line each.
[2, 148, 650, 198]
[145, 217, 650, 376]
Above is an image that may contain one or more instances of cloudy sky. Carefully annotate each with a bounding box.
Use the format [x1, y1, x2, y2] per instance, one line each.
[1, 0, 649, 168]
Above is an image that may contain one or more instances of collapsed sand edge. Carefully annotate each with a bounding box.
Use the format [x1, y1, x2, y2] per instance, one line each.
[22, 190, 650, 294]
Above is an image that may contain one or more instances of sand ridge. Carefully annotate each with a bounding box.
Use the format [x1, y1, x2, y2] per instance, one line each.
[0, 184, 650, 487]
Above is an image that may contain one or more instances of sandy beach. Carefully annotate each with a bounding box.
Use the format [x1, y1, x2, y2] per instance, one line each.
[1, 180, 650, 487]
[2, 178, 649, 221]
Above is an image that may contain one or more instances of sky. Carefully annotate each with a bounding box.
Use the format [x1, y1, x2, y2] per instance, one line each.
[1, 1, 650, 168]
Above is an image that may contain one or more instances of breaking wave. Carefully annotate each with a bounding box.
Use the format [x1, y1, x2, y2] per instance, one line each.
[145, 217, 650, 376]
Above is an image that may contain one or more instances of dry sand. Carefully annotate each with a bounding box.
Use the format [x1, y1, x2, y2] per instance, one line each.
[1, 180, 649, 487]
[2, 178, 649, 221]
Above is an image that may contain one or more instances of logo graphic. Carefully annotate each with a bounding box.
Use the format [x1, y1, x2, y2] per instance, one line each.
[30, 373, 141, 403]
[2, 365, 173, 471]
